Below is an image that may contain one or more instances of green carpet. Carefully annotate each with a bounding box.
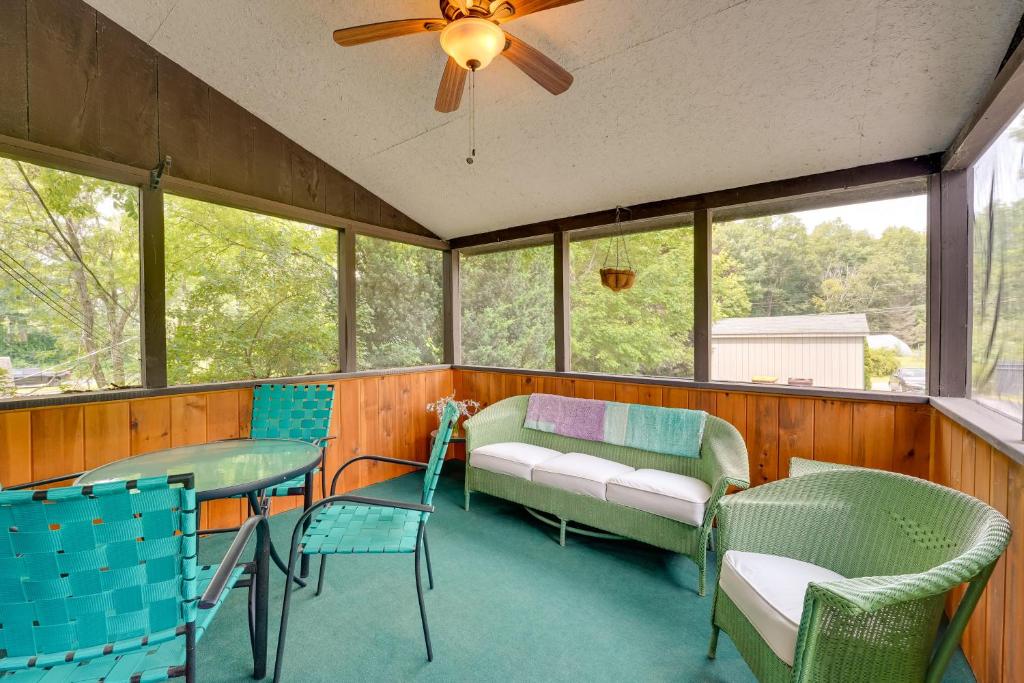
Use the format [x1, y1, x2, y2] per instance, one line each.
[197, 462, 976, 682]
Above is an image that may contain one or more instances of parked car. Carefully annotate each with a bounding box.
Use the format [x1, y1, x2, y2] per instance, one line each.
[890, 367, 926, 393]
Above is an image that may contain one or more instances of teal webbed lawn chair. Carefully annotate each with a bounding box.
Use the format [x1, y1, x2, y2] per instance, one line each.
[231, 383, 334, 580]
[0, 473, 270, 682]
[245, 383, 336, 503]
[272, 401, 459, 682]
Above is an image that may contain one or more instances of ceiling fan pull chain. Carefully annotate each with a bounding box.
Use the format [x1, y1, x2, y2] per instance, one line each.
[466, 69, 476, 165]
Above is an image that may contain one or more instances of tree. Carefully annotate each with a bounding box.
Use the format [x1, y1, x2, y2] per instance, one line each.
[461, 245, 554, 369]
[713, 215, 819, 317]
[355, 235, 442, 369]
[0, 158, 140, 391]
[0, 366, 15, 398]
[163, 196, 338, 385]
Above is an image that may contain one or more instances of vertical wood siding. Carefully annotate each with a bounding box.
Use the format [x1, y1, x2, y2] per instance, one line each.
[0, 368, 451, 529]
[932, 412, 1022, 683]
[0, 0, 430, 238]
[452, 369, 931, 479]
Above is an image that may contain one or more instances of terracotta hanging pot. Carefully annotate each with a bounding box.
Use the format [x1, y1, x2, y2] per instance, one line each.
[599, 206, 636, 292]
[600, 267, 636, 292]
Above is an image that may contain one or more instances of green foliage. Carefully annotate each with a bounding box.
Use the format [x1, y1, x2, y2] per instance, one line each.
[863, 343, 900, 389]
[715, 214, 928, 347]
[164, 196, 339, 385]
[0, 366, 15, 398]
[461, 245, 555, 369]
[970, 128, 1024, 416]
[0, 158, 141, 391]
[355, 235, 442, 369]
[0, 151, 941, 396]
[570, 227, 701, 376]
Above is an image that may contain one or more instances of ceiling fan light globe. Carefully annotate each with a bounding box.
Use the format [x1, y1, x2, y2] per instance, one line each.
[440, 17, 505, 70]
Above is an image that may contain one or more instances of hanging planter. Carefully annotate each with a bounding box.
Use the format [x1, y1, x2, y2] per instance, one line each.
[600, 206, 636, 292]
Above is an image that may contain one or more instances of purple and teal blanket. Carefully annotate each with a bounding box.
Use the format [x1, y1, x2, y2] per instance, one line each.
[524, 393, 706, 458]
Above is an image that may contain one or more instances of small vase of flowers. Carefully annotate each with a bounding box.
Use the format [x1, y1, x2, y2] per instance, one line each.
[426, 392, 480, 433]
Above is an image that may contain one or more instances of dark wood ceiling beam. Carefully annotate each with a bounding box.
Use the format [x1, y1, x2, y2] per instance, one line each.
[450, 154, 941, 249]
[942, 12, 1024, 171]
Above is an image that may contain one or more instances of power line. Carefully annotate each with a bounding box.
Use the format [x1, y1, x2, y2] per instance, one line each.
[0, 259, 101, 340]
[0, 247, 95, 333]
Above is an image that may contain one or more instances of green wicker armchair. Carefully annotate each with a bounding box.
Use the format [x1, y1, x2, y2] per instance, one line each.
[708, 458, 1012, 682]
[463, 395, 750, 595]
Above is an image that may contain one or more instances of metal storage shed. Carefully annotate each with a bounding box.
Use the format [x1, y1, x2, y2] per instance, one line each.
[711, 313, 870, 390]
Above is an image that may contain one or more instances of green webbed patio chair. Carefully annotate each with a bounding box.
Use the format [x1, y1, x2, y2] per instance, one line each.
[244, 383, 336, 502]
[272, 401, 459, 682]
[0, 473, 270, 682]
[707, 458, 1012, 683]
[227, 383, 334, 580]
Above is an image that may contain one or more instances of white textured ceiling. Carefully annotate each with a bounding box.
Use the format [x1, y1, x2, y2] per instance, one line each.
[85, 0, 1023, 239]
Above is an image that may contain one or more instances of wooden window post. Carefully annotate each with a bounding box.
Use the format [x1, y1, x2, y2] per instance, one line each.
[693, 208, 712, 382]
[339, 228, 358, 372]
[554, 232, 571, 372]
[139, 187, 167, 388]
[928, 170, 973, 397]
[443, 250, 462, 365]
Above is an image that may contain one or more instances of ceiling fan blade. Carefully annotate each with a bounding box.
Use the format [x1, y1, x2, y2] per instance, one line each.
[502, 32, 573, 95]
[499, 0, 582, 22]
[435, 57, 468, 113]
[333, 18, 445, 47]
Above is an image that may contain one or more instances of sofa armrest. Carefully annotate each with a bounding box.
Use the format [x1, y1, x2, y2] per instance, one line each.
[698, 416, 750, 535]
[463, 396, 529, 459]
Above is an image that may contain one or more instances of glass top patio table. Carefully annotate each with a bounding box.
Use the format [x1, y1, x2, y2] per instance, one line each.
[75, 438, 321, 502]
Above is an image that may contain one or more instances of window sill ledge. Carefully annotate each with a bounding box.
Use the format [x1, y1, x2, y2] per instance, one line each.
[0, 365, 451, 412]
[930, 397, 1024, 466]
[453, 366, 931, 405]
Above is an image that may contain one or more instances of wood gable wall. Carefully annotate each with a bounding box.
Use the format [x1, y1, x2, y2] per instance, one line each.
[0, 0, 433, 238]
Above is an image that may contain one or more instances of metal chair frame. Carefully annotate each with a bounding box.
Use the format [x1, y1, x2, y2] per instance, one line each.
[272, 404, 458, 682]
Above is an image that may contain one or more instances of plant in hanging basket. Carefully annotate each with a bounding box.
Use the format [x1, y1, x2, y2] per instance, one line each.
[600, 267, 636, 292]
[599, 206, 636, 292]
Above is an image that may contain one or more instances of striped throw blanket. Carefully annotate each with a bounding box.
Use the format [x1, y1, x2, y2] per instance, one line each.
[524, 393, 706, 458]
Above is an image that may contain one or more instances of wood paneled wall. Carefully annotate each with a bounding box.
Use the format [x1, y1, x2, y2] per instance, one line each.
[0, 0, 431, 238]
[451, 369, 933, 483]
[932, 413, 1022, 683]
[0, 368, 452, 528]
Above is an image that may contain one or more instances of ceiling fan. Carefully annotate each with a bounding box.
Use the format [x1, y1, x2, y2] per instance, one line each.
[332, 0, 580, 113]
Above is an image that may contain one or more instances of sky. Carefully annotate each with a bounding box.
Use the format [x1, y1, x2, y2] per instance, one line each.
[792, 194, 927, 236]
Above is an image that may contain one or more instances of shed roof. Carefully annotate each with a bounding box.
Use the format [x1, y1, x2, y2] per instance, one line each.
[712, 313, 870, 338]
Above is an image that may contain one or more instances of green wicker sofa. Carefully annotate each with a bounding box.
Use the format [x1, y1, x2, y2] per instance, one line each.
[463, 394, 750, 595]
[708, 457, 1012, 682]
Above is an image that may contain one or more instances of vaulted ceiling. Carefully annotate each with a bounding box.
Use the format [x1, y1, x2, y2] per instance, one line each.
[84, 0, 1022, 239]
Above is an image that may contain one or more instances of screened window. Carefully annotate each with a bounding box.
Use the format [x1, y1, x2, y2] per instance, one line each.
[711, 195, 928, 392]
[355, 235, 442, 369]
[164, 196, 338, 385]
[461, 244, 554, 369]
[971, 109, 1024, 423]
[570, 225, 695, 376]
[0, 157, 140, 398]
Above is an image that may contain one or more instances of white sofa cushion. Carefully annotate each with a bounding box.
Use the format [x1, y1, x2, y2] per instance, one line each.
[605, 469, 712, 527]
[469, 442, 562, 480]
[531, 452, 634, 500]
[719, 550, 846, 666]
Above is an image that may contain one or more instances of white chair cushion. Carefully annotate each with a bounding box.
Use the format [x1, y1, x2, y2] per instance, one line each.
[531, 452, 634, 500]
[719, 550, 846, 666]
[605, 469, 712, 527]
[469, 442, 562, 480]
